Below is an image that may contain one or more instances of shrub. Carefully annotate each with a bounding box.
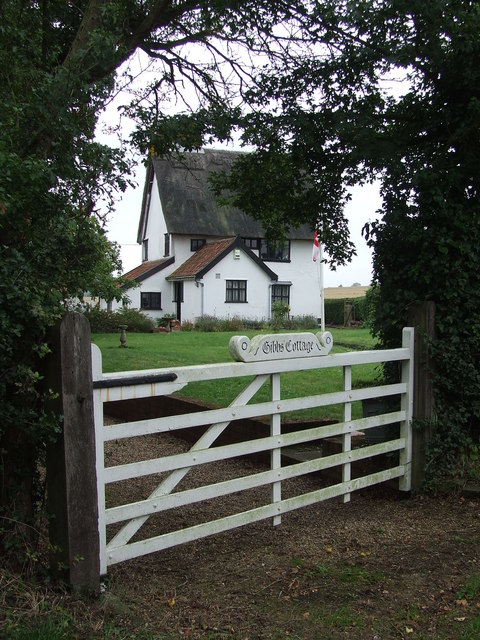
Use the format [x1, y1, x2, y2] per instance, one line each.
[218, 316, 245, 332]
[84, 307, 154, 333]
[115, 308, 155, 333]
[324, 297, 367, 326]
[83, 307, 120, 333]
[193, 314, 321, 332]
[291, 315, 319, 330]
[181, 320, 195, 332]
[194, 315, 219, 332]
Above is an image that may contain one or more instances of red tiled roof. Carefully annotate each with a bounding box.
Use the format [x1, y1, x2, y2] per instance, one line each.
[168, 237, 235, 279]
[124, 258, 172, 281]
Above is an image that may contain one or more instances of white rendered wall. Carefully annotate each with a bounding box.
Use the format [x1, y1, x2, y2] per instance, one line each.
[199, 250, 272, 321]
[143, 185, 167, 260]
[266, 239, 323, 320]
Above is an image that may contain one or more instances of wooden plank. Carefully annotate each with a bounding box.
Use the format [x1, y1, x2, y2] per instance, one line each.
[104, 411, 406, 484]
[92, 345, 107, 577]
[343, 365, 352, 503]
[270, 373, 282, 526]
[408, 304, 435, 489]
[103, 383, 407, 441]
[96, 346, 411, 400]
[399, 327, 414, 491]
[105, 438, 405, 525]
[106, 466, 404, 566]
[48, 313, 100, 589]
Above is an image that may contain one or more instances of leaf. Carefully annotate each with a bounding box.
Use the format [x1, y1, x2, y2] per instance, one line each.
[167, 597, 175, 608]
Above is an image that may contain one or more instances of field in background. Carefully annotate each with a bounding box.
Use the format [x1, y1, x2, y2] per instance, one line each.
[324, 285, 370, 299]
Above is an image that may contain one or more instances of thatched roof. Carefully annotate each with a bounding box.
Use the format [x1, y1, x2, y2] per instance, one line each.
[138, 149, 313, 242]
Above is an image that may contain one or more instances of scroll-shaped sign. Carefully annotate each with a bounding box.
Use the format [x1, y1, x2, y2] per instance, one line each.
[229, 331, 333, 362]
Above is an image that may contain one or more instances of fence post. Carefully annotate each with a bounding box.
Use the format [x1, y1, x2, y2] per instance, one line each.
[408, 301, 436, 490]
[46, 312, 100, 590]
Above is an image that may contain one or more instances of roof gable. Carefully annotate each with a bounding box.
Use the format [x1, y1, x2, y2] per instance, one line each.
[167, 237, 278, 281]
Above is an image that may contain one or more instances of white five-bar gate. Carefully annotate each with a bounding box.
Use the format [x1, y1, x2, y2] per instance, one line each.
[92, 328, 414, 575]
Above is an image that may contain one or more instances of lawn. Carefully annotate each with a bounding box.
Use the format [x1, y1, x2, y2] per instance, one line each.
[92, 327, 381, 422]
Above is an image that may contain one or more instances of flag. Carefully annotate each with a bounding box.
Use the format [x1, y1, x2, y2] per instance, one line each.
[312, 231, 320, 262]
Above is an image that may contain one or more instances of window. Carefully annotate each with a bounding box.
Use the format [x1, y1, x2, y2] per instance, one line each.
[144, 170, 154, 215]
[164, 233, 170, 257]
[142, 239, 148, 262]
[260, 239, 291, 262]
[242, 237, 260, 250]
[173, 282, 183, 303]
[141, 292, 162, 310]
[226, 280, 247, 303]
[191, 238, 206, 251]
[272, 284, 291, 305]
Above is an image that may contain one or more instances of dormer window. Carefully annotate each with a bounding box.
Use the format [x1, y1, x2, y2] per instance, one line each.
[260, 239, 290, 262]
[242, 237, 260, 250]
[191, 238, 206, 251]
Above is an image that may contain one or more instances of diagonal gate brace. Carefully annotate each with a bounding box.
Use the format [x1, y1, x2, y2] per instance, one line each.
[107, 374, 269, 551]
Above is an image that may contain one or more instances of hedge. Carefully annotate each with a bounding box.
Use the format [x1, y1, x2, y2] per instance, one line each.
[324, 297, 368, 326]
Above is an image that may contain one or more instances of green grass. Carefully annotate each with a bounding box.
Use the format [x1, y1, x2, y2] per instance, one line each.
[92, 327, 380, 422]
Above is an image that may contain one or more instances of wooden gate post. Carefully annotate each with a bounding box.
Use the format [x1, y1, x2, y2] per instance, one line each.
[408, 302, 436, 490]
[46, 312, 100, 590]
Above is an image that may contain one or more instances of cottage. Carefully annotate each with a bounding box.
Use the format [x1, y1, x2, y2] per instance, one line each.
[121, 149, 322, 324]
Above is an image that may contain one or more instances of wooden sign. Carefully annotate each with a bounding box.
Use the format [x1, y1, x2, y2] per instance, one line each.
[229, 331, 333, 362]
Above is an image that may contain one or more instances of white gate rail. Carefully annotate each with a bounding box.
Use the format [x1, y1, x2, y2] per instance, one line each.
[92, 327, 414, 574]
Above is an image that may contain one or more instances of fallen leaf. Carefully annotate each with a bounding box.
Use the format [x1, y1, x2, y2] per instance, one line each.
[456, 599, 468, 607]
[167, 597, 175, 608]
[405, 626, 414, 633]
[303, 611, 310, 618]
[326, 547, 333, 554]
[454, 617, 466, 622]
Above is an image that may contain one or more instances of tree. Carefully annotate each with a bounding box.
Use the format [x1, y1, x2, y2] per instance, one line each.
[209, 0, 480, 486]
[0, 0, 356, 553]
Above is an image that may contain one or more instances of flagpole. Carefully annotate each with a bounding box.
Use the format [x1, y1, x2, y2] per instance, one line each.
[313, 231, 325, 332]
[318, 242, 325, 332]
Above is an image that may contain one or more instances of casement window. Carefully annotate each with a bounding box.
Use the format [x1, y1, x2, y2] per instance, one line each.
[191, 238, 206, 251]
[260, 239, 291, 262]
[164, 233, 170, 257]
[142, 239, 148, 262]
[141, 292, 162, 310]
[226, 280, 247, 303]
[242, 237, 260, 250]
[271, 284, 291, 305]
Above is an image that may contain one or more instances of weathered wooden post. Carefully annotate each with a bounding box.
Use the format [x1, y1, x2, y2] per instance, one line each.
[408, 302, 436, 490]
[46, 312, 100, 590]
